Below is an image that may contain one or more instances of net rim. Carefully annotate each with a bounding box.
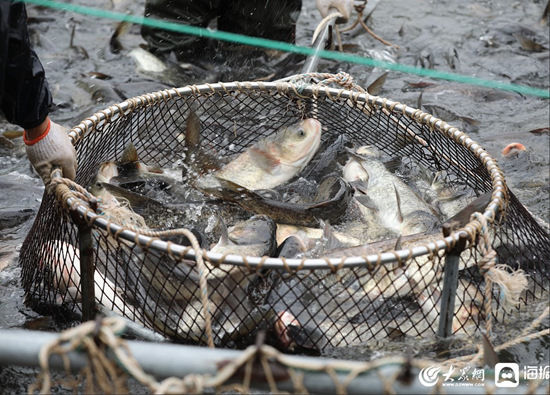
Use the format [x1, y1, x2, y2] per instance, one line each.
[59, 79, 507, 269]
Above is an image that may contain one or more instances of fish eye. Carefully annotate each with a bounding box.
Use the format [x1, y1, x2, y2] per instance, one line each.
[297, 128, 306, 138]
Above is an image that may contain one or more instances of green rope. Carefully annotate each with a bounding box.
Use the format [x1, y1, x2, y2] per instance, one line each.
[18, 0, 550, 99]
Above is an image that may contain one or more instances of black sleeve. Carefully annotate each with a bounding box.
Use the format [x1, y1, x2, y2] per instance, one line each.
[0, 2, 52, 130]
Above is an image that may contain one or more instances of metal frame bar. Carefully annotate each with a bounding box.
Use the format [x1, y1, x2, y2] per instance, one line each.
[0, 329, 546, 394]
[70, 211, 97, 322]
[437, 231, 468, 338]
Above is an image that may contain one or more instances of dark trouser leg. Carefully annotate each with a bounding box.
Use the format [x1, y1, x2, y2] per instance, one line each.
[219, 0, 302, 43]
[141, 0, 220, 59]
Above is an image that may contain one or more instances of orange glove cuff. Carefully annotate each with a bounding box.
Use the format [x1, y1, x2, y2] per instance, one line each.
[24, 119, 51, 146]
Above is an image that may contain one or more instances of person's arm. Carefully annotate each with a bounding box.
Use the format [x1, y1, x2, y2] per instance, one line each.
[0, 2, 51, 129]
[0, 2, 76, 183]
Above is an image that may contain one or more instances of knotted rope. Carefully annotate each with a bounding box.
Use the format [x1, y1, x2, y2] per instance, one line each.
[469, 212, 528, 336]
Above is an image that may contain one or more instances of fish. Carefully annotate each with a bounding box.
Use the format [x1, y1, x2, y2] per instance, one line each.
[273, 310, 329, 354]
[323, 191, 492, 260]
[109, 21, 132, 54]
[129, 47, 167, 73]
[342, 150, 397, 243]
[403, 163, 476, 221]
[94, 142, 200, 205]
[514, 33, 548, 52]
[275, 223, 361, 255]
[501, 142, 526, 157]
[213, 119, 322, 190]
[276, 235, 308, 258]
[300, 133, 351, 181]
[204, 215, 277, 338]
[140, 215, 277, 345]
[39, 240, 140, 318]
[75, 78, 125, 104]
[342, 151, 369, 193]
[194, 174, 353, 227]
[344, 146, 439, 236]
[320, 196, 490, 308]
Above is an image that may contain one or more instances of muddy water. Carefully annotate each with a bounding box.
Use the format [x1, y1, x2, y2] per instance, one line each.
[0, 0, 548, 390]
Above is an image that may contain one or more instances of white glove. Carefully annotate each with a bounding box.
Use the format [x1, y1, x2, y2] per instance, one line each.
[25, 119, 77, 184]
[316, 0, 354, 21]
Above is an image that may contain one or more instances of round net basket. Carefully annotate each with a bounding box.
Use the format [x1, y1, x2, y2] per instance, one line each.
[20, 73, 550, 354]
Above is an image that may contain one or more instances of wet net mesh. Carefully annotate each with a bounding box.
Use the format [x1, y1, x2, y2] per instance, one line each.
[20, 73, 550, 353]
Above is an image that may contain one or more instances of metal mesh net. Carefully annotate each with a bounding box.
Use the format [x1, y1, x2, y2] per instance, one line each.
[20, 74, 550, 354]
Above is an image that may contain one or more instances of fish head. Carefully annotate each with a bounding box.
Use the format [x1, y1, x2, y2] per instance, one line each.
[342, 157, 369, 184]
[212, 215, 277, 257]
[228, 215, 276, 246]
[354, 145, 382, 159]
[274, 311, 300, 350]
[96, 161, 119, 183]
[272, 119, 322, 166]
[276, 235, 308, 258]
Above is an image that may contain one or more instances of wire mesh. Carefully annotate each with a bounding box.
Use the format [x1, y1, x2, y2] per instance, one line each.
[20, 76, 550, 353]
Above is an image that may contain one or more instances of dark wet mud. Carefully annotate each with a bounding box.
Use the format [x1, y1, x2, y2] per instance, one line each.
[0, 0, 548, 391]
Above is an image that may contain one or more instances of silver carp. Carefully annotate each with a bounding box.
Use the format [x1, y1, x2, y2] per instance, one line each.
[214, 119, 322, 190]
[344, 146, 439, 236]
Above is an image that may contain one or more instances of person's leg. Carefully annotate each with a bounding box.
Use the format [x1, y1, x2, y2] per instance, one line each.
[219, 0, 302, 43]
[141, 0, 220, 59]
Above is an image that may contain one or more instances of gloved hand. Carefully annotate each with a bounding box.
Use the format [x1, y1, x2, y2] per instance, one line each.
[24, 118, 77, 184]
[316, 0, 354, 21]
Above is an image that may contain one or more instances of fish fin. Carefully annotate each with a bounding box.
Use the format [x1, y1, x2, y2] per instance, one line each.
[185, 110, 201, 149]
[216, 216, 230, 246]
[417, 91, 423, 110]
[431, 170, 443, 188]
[383, 157, 402, 173]
[350, 180, 369, 195]
[355, 194, 378, 211]
[393, 184, 404, 224]
[367, 72, 388, 96]
[482, 332, 499, 368]
[394, 234, 403, 250]
[443, 192, 492, 228]
[120, 142, 139, 164]
[321, 220, 343, 250]
[249, 146, 281, 173]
